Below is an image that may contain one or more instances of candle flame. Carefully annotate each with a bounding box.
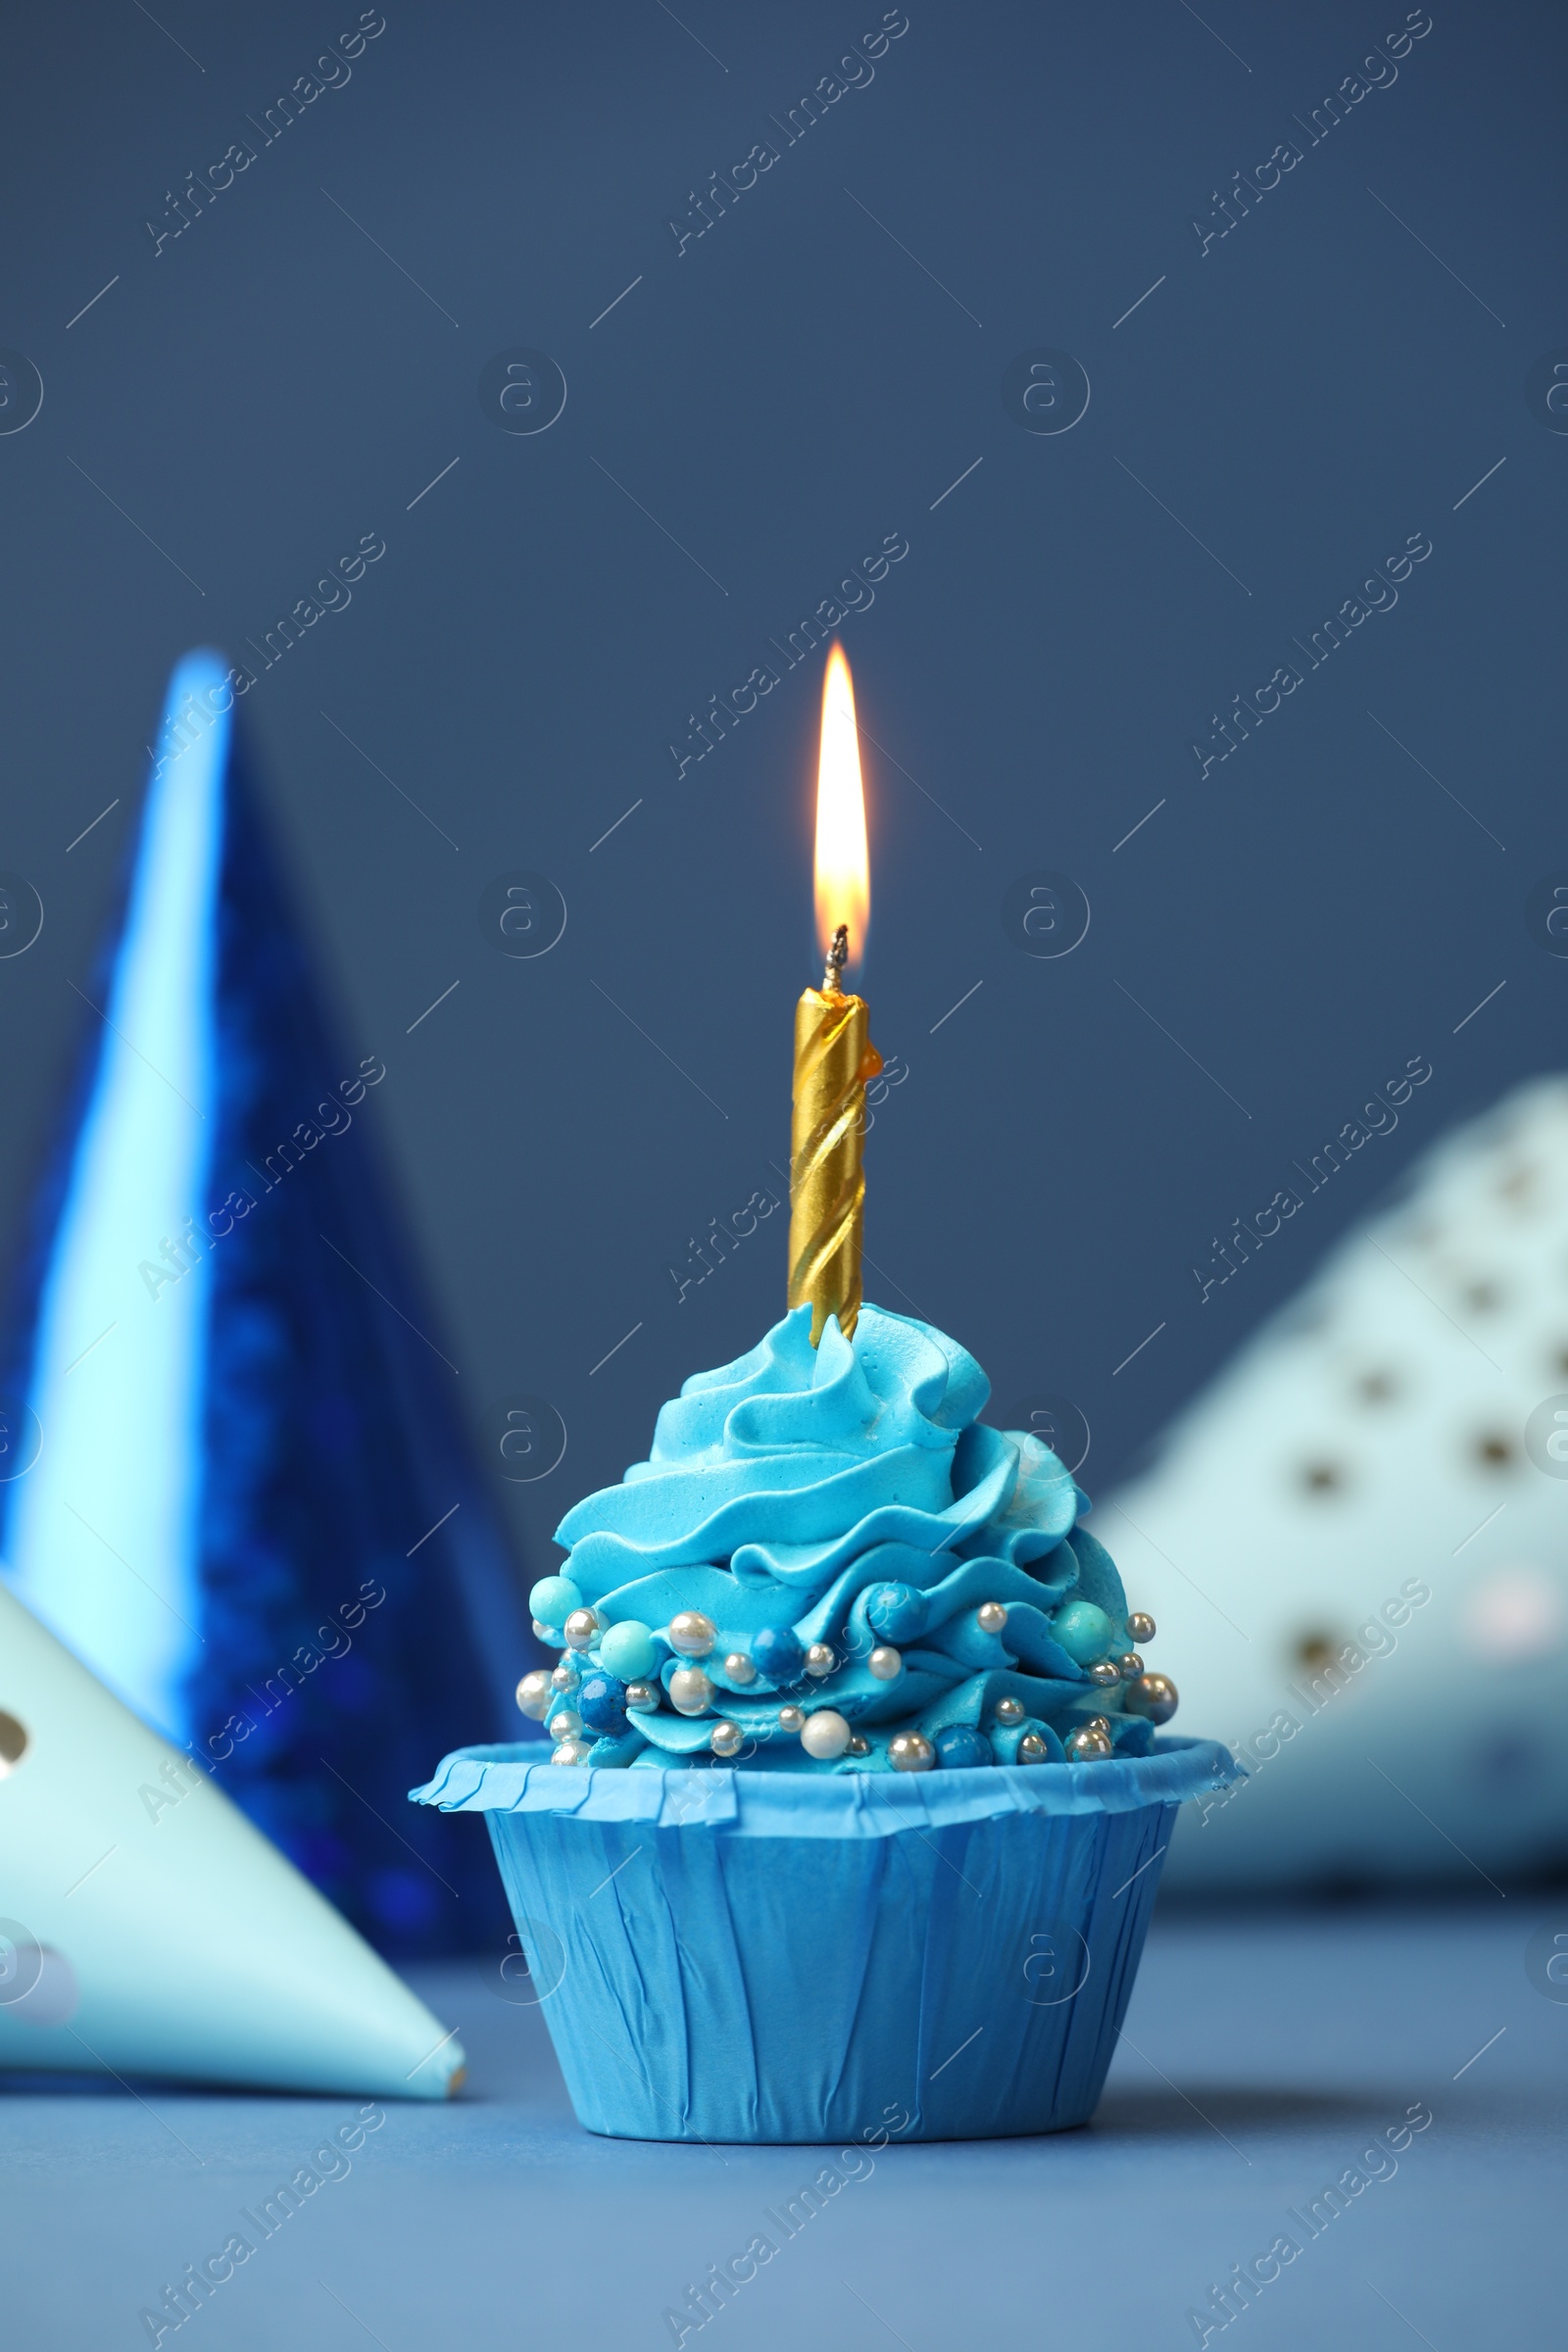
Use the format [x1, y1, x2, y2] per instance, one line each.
[813, 644, 869, 972]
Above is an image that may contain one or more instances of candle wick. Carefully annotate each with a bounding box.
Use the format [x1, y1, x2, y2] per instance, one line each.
[823, 925, 849, 993]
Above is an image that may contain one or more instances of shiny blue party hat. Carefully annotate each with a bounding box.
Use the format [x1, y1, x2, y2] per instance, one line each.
[0, 650, 540, 1953]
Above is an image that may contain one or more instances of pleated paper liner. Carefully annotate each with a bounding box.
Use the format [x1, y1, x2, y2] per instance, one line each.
[412, 1738, 1241, 2143]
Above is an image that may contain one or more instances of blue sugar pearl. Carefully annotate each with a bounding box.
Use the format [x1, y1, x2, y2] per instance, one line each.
[576, 1670, 629, 1736]
[599, 1620, 659, 1682]
[1052, 1599, 1114, 1665]
[865, 1582, 924, 1642]
[934, 1725, 992, 1771]
[529, 1574, 583, 1630]
[751, 1625, 806, 1686]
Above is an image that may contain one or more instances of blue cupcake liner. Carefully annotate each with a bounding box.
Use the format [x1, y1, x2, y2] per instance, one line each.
[412, 1737, 1242, 2143]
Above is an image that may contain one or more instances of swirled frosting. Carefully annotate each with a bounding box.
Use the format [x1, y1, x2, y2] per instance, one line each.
[529, 1304, 1172, 1773]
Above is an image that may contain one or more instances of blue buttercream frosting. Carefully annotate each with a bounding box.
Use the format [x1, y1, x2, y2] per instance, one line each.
[540, 1304, 1161, 1774]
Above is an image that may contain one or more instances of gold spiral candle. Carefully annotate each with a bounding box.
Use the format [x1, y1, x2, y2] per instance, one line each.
[789, 646, 879, 1346]
[789, 934, 881, 1344]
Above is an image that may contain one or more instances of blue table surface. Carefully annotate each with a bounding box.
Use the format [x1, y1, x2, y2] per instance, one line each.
[4, 1900, 1563, 2350]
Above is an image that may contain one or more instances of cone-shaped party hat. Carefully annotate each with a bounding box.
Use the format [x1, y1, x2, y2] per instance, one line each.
[1108, 1072, 1568, 1890]
[0, 1579, 464, 2092]
[0, 650, 544, 1955]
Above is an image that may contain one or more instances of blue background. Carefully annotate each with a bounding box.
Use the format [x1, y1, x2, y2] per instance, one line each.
[0, 0, 1560, 1603]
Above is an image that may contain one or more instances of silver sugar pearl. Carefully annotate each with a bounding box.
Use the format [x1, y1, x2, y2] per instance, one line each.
[804, 1642, 836, 1678]
[867, 1645, 903, 1682]
[1087, 1715, 1112, 1736]
[723, 1651, 758, 1686]
[515, 1670, 552, 1720]
[551, 1660, 579, 1691]
[667, 1666, 715, 1717]
[1017, 1732, 1050, 1765]
[548, 1707, 582, 1739]
[976, 1600, 1008, 1635]
[551, 1737, 592, 1766]
[847, 1735, 870, 1758]
[994, 1694, 1026, 1727]
[1118, 1652, 1145, 1681]
[1088, 1658, 1123, 1688]
[776, 1704, 806, 1735]
[710, 1720, 744, 1758]
[624, 1680, 660, 1713]
[1124, 1672, 1178, 1725]
[530, 1617, 555, 1642]
[668, 1609, 716, 1658]
[1127, 1611, 1156, 1644]
[564, 1607, 600, 1652]
[889, 1731, 936, 1773]
[1065, 1726, 1113, 1762]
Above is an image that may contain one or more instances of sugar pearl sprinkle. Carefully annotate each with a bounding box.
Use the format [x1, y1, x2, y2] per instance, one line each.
[522, 1539, 1170, 1773]
[515, 1670, 552, 1720]
[668, 1666, 715, 1717]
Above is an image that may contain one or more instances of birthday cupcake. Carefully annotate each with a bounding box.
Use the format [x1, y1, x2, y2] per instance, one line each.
[414, 1301, 1240, 2141]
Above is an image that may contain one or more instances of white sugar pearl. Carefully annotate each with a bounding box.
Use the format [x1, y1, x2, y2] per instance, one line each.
[800, 1710, 852, 1760]
[668, 1610, 716, 1657]
[776, 1704, 806, 1735]
[805, 1643, 835, 1678]
[867, 1646, 902, 1682]
[668, 1666, 715, 1717]
[976, 1601, 1008, 1635]
[551, 1738, 591, 1766]
[723, 1652, 757, 1685]
[564, 1608, 600, 1652]
[549, 1707, 582, 1739]
[710, 1720, 744, 1758]
[515, 1671, 552, 1720]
